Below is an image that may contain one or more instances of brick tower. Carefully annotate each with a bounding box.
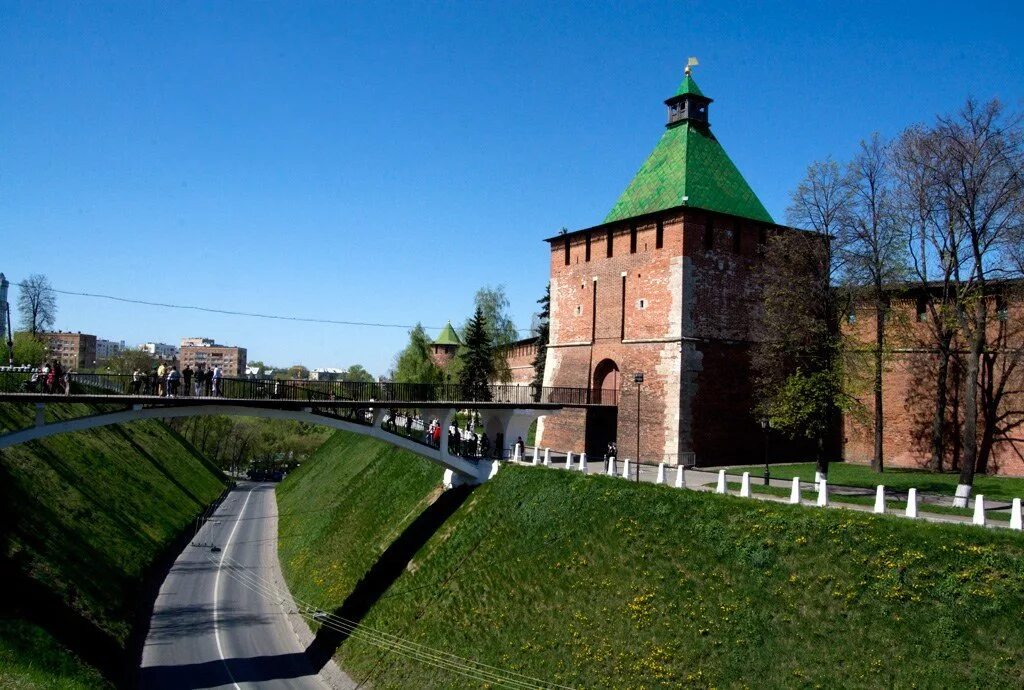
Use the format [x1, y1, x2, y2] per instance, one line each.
[539, 66, 785, 466]
[430, 321, 462, 369]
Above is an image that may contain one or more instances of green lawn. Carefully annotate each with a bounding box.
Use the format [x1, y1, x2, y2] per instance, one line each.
[732, 461, 1024, 501]
[0, 402, 226, 686]
[280, 436, 1024, 689]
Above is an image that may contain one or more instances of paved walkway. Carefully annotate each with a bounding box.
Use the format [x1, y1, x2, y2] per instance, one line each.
[518, 451, 1019, 531]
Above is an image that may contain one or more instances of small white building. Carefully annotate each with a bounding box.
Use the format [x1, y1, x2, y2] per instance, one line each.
[139, 342, 179, 360]
[309, 367, 346, 381]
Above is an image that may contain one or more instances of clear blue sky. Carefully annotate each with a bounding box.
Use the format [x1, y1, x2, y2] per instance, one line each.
[2, 1, 1022, 375]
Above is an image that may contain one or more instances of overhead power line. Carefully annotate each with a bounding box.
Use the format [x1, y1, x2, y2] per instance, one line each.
[15, 282, 538, 334]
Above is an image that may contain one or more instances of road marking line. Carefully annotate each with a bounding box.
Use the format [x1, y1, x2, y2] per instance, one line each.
[214, 484, 257, 690]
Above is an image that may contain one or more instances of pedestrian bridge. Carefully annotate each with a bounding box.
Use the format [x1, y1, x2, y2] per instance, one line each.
[0, 372, 615, 485]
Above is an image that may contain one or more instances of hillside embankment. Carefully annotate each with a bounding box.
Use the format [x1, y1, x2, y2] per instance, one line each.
[280, 429, 1024, 688]
[0, 403, 226, 688]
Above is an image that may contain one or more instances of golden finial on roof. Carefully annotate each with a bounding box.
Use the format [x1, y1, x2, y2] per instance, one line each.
[684, 56, 699, 76]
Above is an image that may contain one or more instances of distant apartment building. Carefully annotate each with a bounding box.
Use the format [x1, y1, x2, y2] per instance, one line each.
[40, 331, 97, 370]
[139, 342, 179, 360]
[95, 338, 126, 363]
[178, 337, 247, 377]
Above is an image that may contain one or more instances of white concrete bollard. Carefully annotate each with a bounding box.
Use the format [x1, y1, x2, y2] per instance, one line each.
[656, 463, 666, 485]
[579, 453, 588, 473]
[543, 448, 551, 466]
[532, 446, 539, 464]
[740, 472, 751, 498]
[973, 494, 986, 527]
[816, 479, 828, 507]
[607, 457, 616, 476]
[675, 465, 685, 488]
[566, 452, 574, 470]
[815, 470, 826, 485]
[873, 485, 886, 514]
[789, 477, 800, 504]
[1011, 498, 1022, 531]
[906, 488, 918, 518]
[622, 458, 631, 480]
[715, 469, 727, 494]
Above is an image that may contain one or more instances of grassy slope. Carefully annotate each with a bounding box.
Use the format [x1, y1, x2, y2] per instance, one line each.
[732, 461, 1024, 501]
[277, 430, 443, 608]
[281, 434, 1024, 689]
[0, 403, 226, 687]
[0, 619, 106, 690]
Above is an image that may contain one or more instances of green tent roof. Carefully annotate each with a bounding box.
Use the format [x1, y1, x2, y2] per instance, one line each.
[675, 73, 704, 97]
[604, 76, 773, 225]
[433, 321, 462, 346]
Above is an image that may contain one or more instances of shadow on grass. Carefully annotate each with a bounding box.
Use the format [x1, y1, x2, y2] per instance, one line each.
[305, 483, 474, 670]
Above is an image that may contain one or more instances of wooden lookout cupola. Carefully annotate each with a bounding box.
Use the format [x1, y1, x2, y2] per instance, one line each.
[664, 59, 712, 129]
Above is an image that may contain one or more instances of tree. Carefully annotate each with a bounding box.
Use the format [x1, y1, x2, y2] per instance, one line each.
[892, 125, 962, 471]
[392, 324, 444, 384]
[463, 285, 518, 383]
[839, 134, 907, 472]
[458, 306, 494, 401]
[287, 365, 309, 380]
[17, 274, 57, 336]
[342, 364, 374, 383]
[105, 348, 155, 374]
[754, 158, 851, 480]
[0, 332, 47, 366]
[922, 99, 1024, 505]
[530, 284, 550, 400]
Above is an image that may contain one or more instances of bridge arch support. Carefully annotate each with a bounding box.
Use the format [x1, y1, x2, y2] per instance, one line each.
[0, 403, 543, 486]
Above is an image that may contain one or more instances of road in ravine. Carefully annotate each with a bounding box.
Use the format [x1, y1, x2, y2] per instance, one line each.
[140, 482, 330, 690]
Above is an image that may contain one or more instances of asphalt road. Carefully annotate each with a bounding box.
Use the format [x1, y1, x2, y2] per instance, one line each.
[140, 482, 330, 690]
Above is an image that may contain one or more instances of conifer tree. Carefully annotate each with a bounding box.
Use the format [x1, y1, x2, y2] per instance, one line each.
[530, 284, 550, 401]
[459, 306, 494, 401]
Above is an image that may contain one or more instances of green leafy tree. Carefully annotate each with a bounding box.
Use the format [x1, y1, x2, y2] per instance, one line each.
[392, 324, 444, 384]
[105, 348, 155, 374]
[754, 158, 851, 479]
[459, 306, 494, 401]
[287, 365, 310, 380]
[342, 364, 374, 383]
[530, 284, 550, 400]
[0, 332, 47, 366]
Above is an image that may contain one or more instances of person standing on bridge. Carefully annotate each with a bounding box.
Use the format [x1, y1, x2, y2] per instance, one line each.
[167, 365, 181, 397]
[131, 368, 142, 394]
[212, 365, 223, 397]
[156, 361, 166, 397]
[182, 364, 193, 397]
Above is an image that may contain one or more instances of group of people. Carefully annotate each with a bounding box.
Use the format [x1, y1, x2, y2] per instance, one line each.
[418, 417, 494, 457]
[131, 363, 223, 397]
[26, 361, 71, 394]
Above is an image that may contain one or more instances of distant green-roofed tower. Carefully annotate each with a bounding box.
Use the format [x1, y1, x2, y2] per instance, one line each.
[434, 322, 462, 346]
[604, 65, 773, 224]
[430, 321, 462, 368]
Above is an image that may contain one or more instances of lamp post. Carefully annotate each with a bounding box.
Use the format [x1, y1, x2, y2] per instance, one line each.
[634, 372, 644, 482]
[760, 417, 770, 485]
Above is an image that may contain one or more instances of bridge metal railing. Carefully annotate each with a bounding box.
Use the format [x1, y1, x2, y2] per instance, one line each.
[0, 370, 617, 407]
